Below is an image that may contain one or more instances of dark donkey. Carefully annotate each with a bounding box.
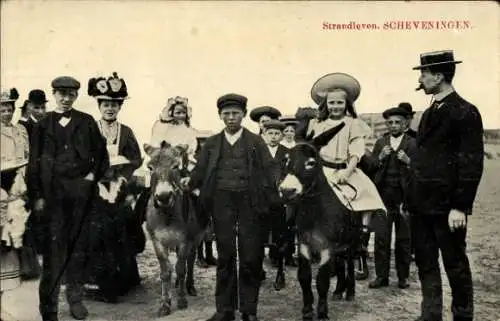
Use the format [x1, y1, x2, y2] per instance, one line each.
[279, 122, 361, 321]
[143, 141, 207, 317]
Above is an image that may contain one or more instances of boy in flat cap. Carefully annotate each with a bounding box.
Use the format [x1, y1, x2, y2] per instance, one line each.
[182, 93, 276, 321]
[260, 119, 292, 290]
[369, 106, 416, 290]
[30, 76, 109, 321]
[410, 50, 484, 321]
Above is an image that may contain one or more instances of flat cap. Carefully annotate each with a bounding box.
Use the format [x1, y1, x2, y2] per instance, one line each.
[51, 76, 81, 90]
[382, 107, 410, 119]
[217, 93, 247, 111]
[249, 106, 282, 122]
[263, 119, 286, 131]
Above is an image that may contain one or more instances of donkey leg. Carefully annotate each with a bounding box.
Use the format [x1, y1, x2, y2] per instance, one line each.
[197, 242, 208, 268]
[176, 244, 189, 310]
[186, 244, 198, 296]
[297, 255, 314, 321]
[332, 255, 346, 301]
[317, 262, 331, 321]
[345, 254, 356, 301]
[151, 240, 173, 317]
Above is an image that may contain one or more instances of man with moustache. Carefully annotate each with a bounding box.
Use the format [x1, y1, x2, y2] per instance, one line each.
[369, 106, 416, 290]
[410, 50, 484, 321]
[30, 76, 109, 321]
[182, 94, 276, 321]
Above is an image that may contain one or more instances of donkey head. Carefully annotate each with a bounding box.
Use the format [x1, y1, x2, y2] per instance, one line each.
[144, 141, 188, 208]
[279, 121, 345, 201]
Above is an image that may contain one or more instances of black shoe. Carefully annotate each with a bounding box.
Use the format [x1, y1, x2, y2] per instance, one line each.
[241, 313, 259, 321]
[69, 302, 88, 320]
[41, 313, 59, 321]
[368, 277, 389, 289]
[260, 270, 266, 281]
[205, 255, 217, 266]
[206, 312, 235, 321]
[398, 278, 410, 289]
[414, 316, 443, 321]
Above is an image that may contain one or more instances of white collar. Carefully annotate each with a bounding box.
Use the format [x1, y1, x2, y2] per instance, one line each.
[30, 115, 39, 123]
[433, 86, 455, 102]
[390, 134, 404, 150]
[224, 127, 243, 145]
[224, 127, 243, 138]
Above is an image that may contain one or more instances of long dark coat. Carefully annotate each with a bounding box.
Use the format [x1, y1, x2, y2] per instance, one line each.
[408, 92, 484, 216]
[189, 128, 277, 216]
[29, 109, 109, 200]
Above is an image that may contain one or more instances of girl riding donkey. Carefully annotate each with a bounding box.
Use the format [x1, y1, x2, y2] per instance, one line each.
[306, 73, 386, 300]
[84, 73, 144, 303]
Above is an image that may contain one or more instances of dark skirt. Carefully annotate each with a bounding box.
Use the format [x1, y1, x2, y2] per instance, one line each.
[85, 193, 143, 300]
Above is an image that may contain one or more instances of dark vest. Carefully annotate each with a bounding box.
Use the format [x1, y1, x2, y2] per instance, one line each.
[53, 121, 91, 178]
[383, 151, 402, 188]
[214, 136, 249, 191]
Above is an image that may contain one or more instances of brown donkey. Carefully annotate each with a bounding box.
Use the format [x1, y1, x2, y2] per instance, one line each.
[143, 141, 207, 317]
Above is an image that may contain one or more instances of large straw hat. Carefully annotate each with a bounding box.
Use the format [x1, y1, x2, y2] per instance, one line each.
[310, 73, 361, 105]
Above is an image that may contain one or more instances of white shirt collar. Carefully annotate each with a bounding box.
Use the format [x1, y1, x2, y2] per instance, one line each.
[433, 86, 455, 102]
[390, 134, 404, 150]
[267, 144, 279, 158]
[224, 127, 243, 146]
[30, 115, 39, 123]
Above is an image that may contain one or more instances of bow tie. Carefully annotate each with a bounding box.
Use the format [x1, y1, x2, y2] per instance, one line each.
[55, 110, 72, 119]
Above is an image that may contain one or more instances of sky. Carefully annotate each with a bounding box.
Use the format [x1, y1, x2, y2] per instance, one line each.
[1, 0, 499, 147]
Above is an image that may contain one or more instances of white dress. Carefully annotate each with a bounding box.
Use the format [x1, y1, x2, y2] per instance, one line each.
[308, 117, 386, 213]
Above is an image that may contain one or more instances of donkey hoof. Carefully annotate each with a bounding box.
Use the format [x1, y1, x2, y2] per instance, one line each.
[302, 310, 314, 321]
[273, 273, 286, 291]
[187, 285, 198, 296]
[317, 301, 328, 319]
[332, 292, 343, 301]
[157, 303, 171, 317]
[177, 297, 188, 310]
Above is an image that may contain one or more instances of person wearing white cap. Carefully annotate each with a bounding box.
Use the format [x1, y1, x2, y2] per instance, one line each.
[85, 73, 144, 303]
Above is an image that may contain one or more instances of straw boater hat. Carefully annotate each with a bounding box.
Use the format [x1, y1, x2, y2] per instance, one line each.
[0, 88, 20, 104]
[88, 72, 129, 101]
[412, 50, 462, 70]
[249, 106, 282, 122]
[279, 115, 299, 128]
[310, 73, 361, 105]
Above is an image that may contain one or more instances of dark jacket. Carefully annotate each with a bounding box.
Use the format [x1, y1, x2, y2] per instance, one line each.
[267, 144, 289, 189]
[189, 128, 277, 215]
[409, 91, 484, 216]
[29, 109, 109, 200]
[115, 124, 143, 180]
[371, 133, 417, 196]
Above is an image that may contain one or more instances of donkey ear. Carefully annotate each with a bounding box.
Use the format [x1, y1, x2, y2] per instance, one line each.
[160, 140, 171, 149]
[143, 143, 158, 156]
[311, 122, 346, 149]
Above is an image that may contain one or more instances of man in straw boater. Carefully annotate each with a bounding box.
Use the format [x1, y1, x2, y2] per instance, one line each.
[29, 76, 109, 321]
[369, 106, 416, 290]
[181, 94, 277, 321]
[409, 50, 484, 321]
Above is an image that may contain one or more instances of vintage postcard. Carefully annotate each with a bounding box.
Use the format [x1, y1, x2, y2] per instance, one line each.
[1, 1, 499, 321]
